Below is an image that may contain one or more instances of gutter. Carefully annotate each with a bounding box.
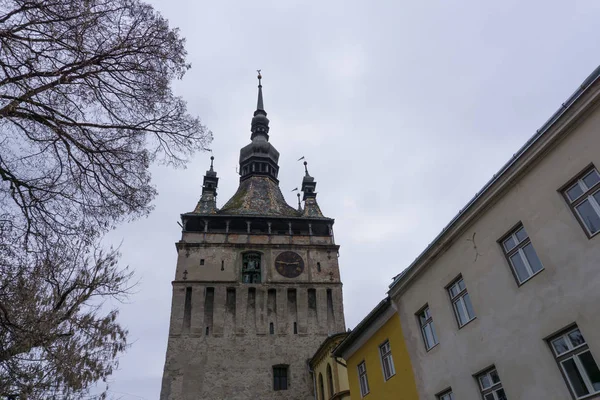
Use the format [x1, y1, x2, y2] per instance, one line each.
[389, 63, 600, 291]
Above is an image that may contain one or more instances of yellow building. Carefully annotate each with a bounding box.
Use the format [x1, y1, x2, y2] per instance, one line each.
[309, 332, 351, 400]
[333, 297, 418, 400]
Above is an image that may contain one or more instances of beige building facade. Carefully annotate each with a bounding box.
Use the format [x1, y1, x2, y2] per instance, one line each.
[389, 65, 600, 400]
[160, 76, 345, 400]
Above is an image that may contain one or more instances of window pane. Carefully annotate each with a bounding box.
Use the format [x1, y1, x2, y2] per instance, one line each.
[495, 388, 507, 400]
[552, 337, 570, 355]
[578, 351, 600, 392]
[449, 284, 459, 298]
[484, 393, 495, 400]
[563, 358, 590, 397]
[567, 183, 584, 202]
[510, 253, 530, 282]
[463, 293, 475, 320]
[582, 170, 600, 189]
[424, 324, 435, 348]
[490, 369, 500, 384]
[458, 279, 466, 291]
[576, 200, 600, 234]
[515, 227, 528, 242]
[454, 299, 468, 326]
[480, 374, 491, 389]
[593, 190, 600, 209]
[522, 243, 543, 274]
[503, 236, 516, 252]
[568, 329, 586, 347]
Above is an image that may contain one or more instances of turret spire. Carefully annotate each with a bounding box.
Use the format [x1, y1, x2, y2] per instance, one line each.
[256, 70, 264, 111]
[193, 156, 219, 214]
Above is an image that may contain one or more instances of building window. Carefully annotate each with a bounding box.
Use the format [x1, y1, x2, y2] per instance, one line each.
[549, 326, 600, 399]
[501, 224, 544, 285]
[327, 363, 334, 398]
[562, 167, 600, 236]
[293, 322, 298, 334]
[242, 252, 261, 283]
[477, 367, 507, 400]
[273, 365, 288, 391]
[379, 340, 396, 380]
[200, 258, 205, 265]
[417, 306, 438, 350]
[318, 373, 325, 400]
[447, 276, 475, 327]
[269, 322, 274, 335]
[437, 389, 455, 400]
[357, 361, 369, 397]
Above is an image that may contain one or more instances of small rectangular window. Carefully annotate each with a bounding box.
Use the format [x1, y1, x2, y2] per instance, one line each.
[437, 389, 455, 400]
[417, 306, 438, 350]
[562, 166, 600, 237]
[273, 366, 288, 391]
[548, 326, 600, 399]
[379, 340, 395, 381]
[200, 259, 205, 265]
[357, 361, 369, 397]
[500, 224, 544, 285]
[477, 367, 507, 400]
[447, 276, 476, 327]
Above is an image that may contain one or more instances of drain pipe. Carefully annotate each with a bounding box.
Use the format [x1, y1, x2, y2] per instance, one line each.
[307, 360, 317, 400]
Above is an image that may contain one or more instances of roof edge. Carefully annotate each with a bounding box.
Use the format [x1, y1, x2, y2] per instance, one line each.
[333, 297, 391, 358]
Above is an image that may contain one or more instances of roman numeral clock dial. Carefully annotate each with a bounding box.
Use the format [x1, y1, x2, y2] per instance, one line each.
[274, 251, 305, 278]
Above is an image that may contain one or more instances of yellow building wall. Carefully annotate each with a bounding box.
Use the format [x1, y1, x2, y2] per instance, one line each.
[346, 313, 418, 400]
[314, 341, 350, 400]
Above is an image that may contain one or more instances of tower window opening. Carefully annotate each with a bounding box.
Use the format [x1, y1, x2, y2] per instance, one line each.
[293, 322, 298, 334]
[317, 262, 321, 272]
[205, 326, 209, 336]
[273, 365, 289, 391]
[200, 259, 205, 265]
[270, 322, 274, 334]
[242, 252, 262, 283]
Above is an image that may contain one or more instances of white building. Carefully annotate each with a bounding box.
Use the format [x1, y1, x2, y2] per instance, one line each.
[388, 65, 600, 400]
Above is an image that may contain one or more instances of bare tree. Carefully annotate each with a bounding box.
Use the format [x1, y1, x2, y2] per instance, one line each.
[0, 0, 211, 243]
[0, 238, 131, 399]
[0, 0, 211, 397]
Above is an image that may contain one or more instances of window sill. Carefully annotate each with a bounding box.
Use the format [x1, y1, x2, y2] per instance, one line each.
[425, 343, 439, 353]
[516, 268, 545, 287]
[458, 316, 477, 330]
[383, 373, 396, 382]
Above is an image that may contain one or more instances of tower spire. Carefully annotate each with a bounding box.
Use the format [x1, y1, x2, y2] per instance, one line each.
[251, 70, 270, 140]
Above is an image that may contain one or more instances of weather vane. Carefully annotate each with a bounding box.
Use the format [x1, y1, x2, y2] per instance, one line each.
[257, 69, 262, 85]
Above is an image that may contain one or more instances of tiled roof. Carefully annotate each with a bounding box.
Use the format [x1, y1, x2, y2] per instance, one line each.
[218, 176, 300, 217]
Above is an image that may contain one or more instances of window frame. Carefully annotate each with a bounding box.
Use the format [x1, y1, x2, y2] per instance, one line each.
[241, 252, 262, 283]
[379, 339, 396, 381]
[446, 275, 476, 328]
[559, 165, 600, 239]
[272, 365, 289, 391]
[416, 305, 439, 351]
[546, 325, 600, 399]
[436, 388, 455, 400]
[498, 222, 544, 286]
[357, 360, 370, 397]
[475, 366, 506, 400]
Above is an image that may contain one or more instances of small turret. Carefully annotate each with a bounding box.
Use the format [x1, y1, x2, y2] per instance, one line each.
[301, 161, 324, 218]
[194, 156, 219, 214]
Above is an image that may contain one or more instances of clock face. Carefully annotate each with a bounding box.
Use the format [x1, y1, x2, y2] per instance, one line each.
[274, 251, 304, 278]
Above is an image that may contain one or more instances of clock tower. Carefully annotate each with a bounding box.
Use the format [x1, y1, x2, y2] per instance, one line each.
[160, 73, 346, 400]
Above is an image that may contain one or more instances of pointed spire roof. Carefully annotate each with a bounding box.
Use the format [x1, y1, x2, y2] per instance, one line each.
[251, 70, 270, 140]
[300, 161, 324, 218]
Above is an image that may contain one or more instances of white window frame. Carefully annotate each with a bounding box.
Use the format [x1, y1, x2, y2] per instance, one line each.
[418, 306, 439, 350]
[501, 224, 544, 285]
[549, 326, 600, 399]
[563, 167, 600, 237]
[357, 361, 369, 397]
[437, 389, 455, 400]
[447, 276, 475, 327]
[379, 340, 395, 381]
[477, 367, 507, 400]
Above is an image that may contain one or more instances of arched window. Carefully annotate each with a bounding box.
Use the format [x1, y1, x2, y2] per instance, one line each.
[327, 363, 334, 398]
[242, 252, 261, 283]
[318, 373, 325, 400]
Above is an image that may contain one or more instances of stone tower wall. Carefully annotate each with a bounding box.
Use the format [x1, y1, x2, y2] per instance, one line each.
[160, 232, 345, 400]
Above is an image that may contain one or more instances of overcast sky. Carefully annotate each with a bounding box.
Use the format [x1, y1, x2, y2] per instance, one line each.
[102, 0, 600, 398]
